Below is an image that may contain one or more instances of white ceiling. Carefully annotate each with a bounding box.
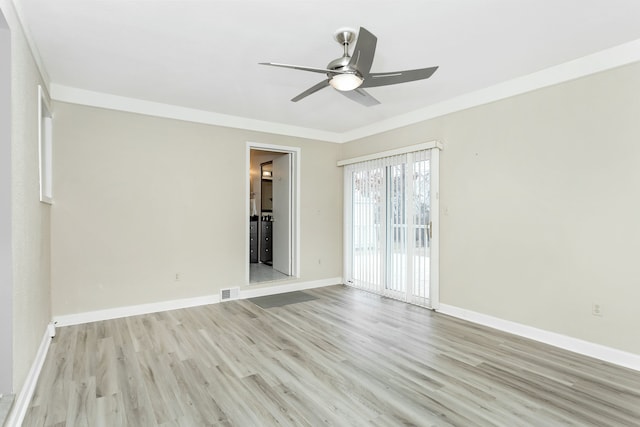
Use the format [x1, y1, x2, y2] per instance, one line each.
[14, 0, 640, 139]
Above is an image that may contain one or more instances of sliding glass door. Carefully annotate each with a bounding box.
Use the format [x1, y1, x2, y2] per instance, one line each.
[345, 148, 439, 308]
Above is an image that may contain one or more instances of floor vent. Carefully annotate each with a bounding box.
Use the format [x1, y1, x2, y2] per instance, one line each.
[220, 287, 240, 301]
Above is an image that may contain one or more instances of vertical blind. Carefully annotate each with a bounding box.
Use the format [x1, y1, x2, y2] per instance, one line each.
[345, 150, 431, 307]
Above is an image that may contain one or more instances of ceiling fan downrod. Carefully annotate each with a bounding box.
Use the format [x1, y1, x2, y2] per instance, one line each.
[334, 29, 356, 58]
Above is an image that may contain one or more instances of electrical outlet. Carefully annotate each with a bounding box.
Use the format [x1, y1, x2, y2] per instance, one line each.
[175, 273, 181, 282]
[592, 303, 603, 317]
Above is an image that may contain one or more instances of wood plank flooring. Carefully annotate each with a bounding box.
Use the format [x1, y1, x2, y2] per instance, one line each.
[23, 285, 640, 426]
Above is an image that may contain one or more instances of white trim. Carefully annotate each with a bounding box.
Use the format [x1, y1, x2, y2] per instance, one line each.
[51, 84, 343, 143]
[246, 141, 303, 153]
[437, 303, 640, 372]
[52, 278, 341, 327]
[46, 322, 55, 338]
[5, 325, 53, 427]
[245, 145, 252, 284]
[44, 40, 640, 144]
[53, 294, 220, 327]
[337, 141, 443, 167]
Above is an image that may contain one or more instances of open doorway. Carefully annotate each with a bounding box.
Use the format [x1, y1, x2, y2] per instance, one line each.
[246, 143, 300, 284]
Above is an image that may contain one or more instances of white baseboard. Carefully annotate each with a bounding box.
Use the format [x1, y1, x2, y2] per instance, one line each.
[53, 294, 221, 327]
[5, 324, 54, 427]
[53, 277, 343, 327]
[437, 303, 640, 372]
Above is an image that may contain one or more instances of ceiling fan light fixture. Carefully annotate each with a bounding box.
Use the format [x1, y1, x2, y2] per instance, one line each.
[329, 73, 363, 91]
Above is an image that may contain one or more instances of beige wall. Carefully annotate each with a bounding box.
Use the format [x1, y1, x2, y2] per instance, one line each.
[0, 8, 11, 394]
[341, 61, 640, 355]
[51, 102, 343, 316]
[0, 0, 52, 393]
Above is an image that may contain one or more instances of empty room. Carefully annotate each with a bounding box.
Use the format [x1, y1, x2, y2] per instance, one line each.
[2, 0, 640, 425]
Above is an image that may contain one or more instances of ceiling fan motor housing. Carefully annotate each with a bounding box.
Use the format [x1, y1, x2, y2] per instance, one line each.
[327, 56, 357, 73]
[328, 28, 361, 77]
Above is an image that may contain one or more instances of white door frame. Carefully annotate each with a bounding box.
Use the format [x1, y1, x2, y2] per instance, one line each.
[245, 142, 300, 284]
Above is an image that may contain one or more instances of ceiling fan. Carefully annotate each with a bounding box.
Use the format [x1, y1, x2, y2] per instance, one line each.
[260, 27, 438, 106]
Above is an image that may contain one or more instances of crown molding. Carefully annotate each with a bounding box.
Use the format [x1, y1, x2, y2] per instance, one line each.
[50, 84, 345, 143]
[50, 37, 640, 144]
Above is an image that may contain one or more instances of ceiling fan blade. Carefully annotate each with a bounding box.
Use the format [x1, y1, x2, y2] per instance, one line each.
[291, 79, 331, 102]
[361, 66, 439, 88]
[260, 62, 334, 74]
[338, 88, 380, 107]
[348, 27, 377, 75]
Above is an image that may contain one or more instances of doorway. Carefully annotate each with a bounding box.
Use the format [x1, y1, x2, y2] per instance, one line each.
[246, 143, 300, 284]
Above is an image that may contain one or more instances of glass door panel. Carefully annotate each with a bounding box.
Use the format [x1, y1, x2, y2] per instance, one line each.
[351, 168, 384, 292]
[412, 157, 430, 306]
[386, 163, 406, 297]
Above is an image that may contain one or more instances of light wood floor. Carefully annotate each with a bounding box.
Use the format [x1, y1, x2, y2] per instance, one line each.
[24, 285, 640, 426]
